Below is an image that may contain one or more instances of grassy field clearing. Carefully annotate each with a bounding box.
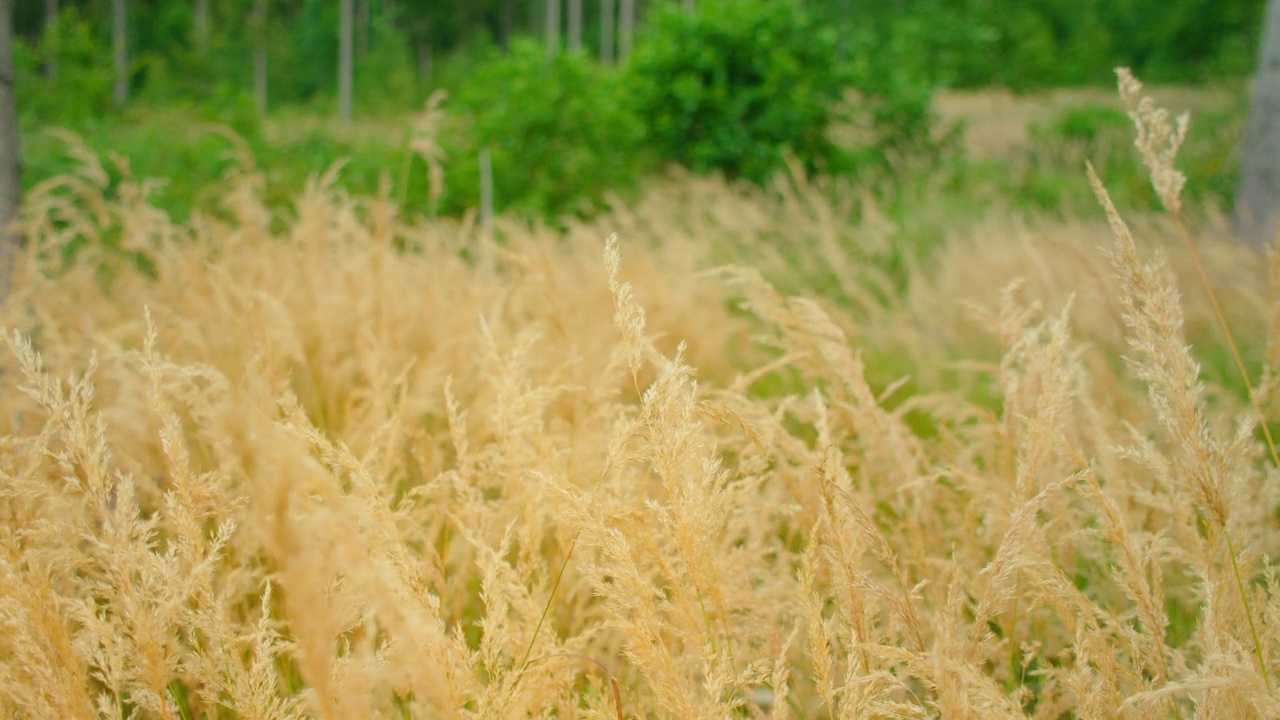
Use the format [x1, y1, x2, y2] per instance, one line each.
[1, 81, 1278, 718]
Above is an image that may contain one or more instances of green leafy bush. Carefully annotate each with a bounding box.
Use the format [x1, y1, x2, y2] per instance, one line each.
[14, 7, 115, 126]
[626, 0, 941, 185]
[626, 0, 851, 183]
[442, 40, 646, 220]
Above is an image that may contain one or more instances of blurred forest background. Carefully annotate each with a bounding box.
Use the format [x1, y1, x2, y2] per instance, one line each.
[10, 0, 1270, 227]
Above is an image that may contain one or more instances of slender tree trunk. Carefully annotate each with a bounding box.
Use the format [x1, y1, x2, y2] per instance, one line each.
[253, 0, 267, 114]
[417, 39, 432, 87]
[568, 0, 581, 53]
[683, 0, 693, 12]
[499, 0, 514, 50]
[113, 0, 127, 107]
[1236, 0, 1280, 248]
[0, 0, 21, 292]
[193, 0, 209, 55]
[600, 0, 613, 64]
[338, 0, 353, 121]
[44, 0, 59, 79]
[619, 0, 633, 60]
[356, 0, 368, 57]
[479, 147, 493, 239]
[546, 0, 560, 59]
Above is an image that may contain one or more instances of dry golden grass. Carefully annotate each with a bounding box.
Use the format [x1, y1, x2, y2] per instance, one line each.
[1, 74, 1278, 719]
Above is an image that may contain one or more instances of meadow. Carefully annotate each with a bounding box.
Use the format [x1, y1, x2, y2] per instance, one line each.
[1, 74, 1279, 719]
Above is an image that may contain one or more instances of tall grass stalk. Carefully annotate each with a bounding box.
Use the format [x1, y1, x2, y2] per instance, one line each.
[1110, 67, 1274, 691]
[1, 105, 1278, 717]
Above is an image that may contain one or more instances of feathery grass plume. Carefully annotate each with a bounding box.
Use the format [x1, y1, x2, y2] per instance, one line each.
[1116, 68, 1188, 214]
[401, 89, 448, 216]
[1114, 68, 1280, 472]
[9, 98, 1280, 717]
[1089, 157, 1278, 712]
[604, 234, 649, 394]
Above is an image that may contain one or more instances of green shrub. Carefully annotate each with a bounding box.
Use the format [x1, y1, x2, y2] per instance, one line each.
[15, 7, 115, 126]
[442, 40, 646, 220]
[626, 0, 942, 186]
[626, 0, 850, 183]
[354, 17, 420, 113]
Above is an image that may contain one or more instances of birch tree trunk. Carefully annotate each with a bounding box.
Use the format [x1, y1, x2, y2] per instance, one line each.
[1236, 0, 1280, 248]
[338, 0, 353, 121]
[253, 0, 267, 114]
[546, 0, 560, 59]
[417, 39, 432, 86]
[568, 0, 582, 53]
[193, 0, 209, 56]
[500, 0, 514, 49]
[113, 0, 128, 106]
[0, 0, 21, 292]
[44, 0, 59, 79]
[600, 0, 614, 64]
[619, 0, 634, 60]
[356, 0, 368, 58]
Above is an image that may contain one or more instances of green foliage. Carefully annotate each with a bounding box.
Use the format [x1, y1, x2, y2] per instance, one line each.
[626, 0, 852, 184]
[14, 7, 115, 125]
[442, 40, 646, 220]
[821, 0, 1260, 92]
[354, 18, 419, 113]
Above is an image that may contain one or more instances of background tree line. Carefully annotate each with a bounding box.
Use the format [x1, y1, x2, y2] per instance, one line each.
[5, 0, 1277, 250]
[11, 0, 1267, 126]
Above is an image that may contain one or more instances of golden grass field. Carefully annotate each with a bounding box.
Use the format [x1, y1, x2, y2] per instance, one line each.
[1, 76, 1278, 718]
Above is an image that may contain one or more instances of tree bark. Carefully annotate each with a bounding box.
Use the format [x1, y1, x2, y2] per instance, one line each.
[356, 0, 368, 58]
[193, 0, 209, 55]
[499, 0, 514, 50]
[0, 0, 21, 292]
[546, 0, 560, 59]
[619, 0, 633, 60]
[1236, 0, 1280, 248]
[44, 0, 59, 79]
[600, 0, 613, 64]
[338, 0, 353, 121]
[113, 0, 127, 107]
[417, 39, 432, 87]
[568, 0, 581, 53]
[253, 0, 267, 114]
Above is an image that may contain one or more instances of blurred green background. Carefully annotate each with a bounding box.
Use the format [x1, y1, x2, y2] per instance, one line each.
[13, 0, 1265, 224]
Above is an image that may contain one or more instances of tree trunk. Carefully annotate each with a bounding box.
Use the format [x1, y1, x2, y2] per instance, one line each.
[567, 0, 581, 53]
[193, 0, 209, 55]
[338, 0, 353, 122]
[546, 0, 560, 59]
[600, 0, 613, 64]
[0, 0, 21, 292]
[113, 0, 127, 107]
[499, 0, 514, 50]
[356, 0, 368, 58]
[1236, 0, 1280, 248]
[253, 0, 267, 114]
[619, 0, 633, 60]
[44, 0, 58, 79]
[683, 0, 693, 12]
[417, 39, 432, 87]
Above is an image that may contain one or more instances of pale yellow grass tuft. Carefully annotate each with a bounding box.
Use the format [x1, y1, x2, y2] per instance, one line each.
[1, 81, 1278, 717]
